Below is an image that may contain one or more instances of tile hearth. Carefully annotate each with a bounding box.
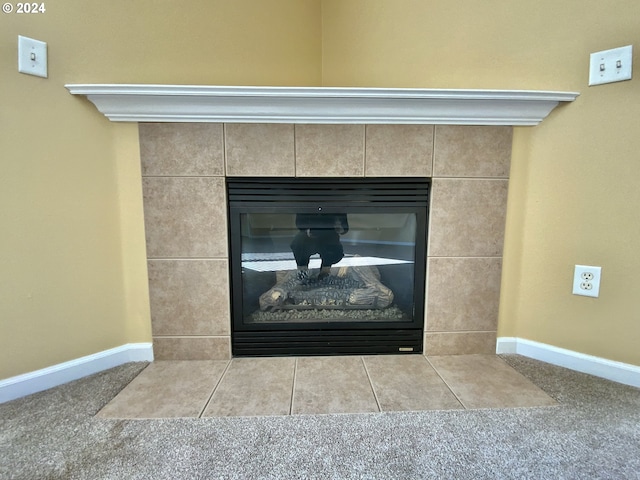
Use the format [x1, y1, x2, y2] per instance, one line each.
[97, 355, 557, 419]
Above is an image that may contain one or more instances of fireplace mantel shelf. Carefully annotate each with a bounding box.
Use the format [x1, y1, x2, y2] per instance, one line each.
[65, 84, 579, 126]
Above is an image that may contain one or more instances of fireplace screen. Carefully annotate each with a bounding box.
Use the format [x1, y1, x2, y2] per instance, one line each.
[228, 178, 429, 356]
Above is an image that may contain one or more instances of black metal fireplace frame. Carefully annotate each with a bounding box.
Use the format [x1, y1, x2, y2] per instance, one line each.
[227, 177, 430, 356]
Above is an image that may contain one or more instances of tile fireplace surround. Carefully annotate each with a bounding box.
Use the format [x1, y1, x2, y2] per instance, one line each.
[66, 84, 577, 361]
[139, 123, 511, 360]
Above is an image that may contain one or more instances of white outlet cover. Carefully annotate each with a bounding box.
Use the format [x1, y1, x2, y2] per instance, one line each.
[573, 265, 602, 298]
[589, 45, 632, 86]
[18, 35, 48, 78]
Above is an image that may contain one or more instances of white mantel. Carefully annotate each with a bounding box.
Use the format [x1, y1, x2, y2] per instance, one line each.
[65, 84, 578, 126]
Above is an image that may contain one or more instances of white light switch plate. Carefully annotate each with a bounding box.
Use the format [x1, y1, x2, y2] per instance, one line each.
[589, 45, 632, 86]
[18, 35, 48, 78]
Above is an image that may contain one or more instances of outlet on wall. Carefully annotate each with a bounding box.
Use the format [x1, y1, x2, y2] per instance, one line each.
[572, 265, 602, 298]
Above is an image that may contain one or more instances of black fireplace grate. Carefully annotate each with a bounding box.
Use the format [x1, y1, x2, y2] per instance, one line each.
[227, 177, 429, 207]
[233, 329, 423, 356]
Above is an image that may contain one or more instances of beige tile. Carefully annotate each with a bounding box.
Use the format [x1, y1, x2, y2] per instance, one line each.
[148, 260, 230, 336]
[139, 123, 224, 176]
[295, 124, 364, 177]
[225, 123, 295, 176]
[97, 361, 228, 418]
[433, 126, 512, 178]
[292, 356, 378, 414]
[203, 358, 295, 417]
[153, 336, 231, 360]
[426, 257, 502, 332]
[428, 355, 558, 409]
[424, 331, 496, 356]
[365, 125, 434, 177]
[142, 177, 227, 258]
[429, 178, 508, 257]
[364, 355, 462, 411]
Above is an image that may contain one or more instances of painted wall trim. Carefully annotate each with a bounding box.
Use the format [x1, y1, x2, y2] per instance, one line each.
[65, 84, 579, 126]
[0, 343, 153, 404]
[496, 337, 640, 389]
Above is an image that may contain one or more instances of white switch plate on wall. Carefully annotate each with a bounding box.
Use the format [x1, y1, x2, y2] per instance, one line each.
[589, 45, 632, 86]
[18, 35, 48, 78]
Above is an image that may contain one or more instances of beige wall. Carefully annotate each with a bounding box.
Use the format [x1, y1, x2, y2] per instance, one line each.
[2, 0, 638, 380]
[0, 0, 321, 379]
[322, 0, 640, 365]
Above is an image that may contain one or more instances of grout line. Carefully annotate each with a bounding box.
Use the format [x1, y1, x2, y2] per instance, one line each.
[152, 335, 230, 339]
[147, 257, 225, 261]
[197, 358, 233, 418]
[361, 356, 382, 413]
[425, 330, 497, 334]
[424, 355, 468, 409]
[141, 175, 224, 178]
[426, 255, 503, 259]
[222, 123, 227, 177]
[431, 125, 436, 176]
[426, 179, 434, 258]
[293, 125, 297, 177]
[289, 358, 298, 415]
[362, 125, 367, 176]
[430, 176, 510, 180]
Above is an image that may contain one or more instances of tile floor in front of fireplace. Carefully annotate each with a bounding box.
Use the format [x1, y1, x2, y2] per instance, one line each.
[97, 354, 558, 419]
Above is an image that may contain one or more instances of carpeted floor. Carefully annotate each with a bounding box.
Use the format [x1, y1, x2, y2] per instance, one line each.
[1, 355, 639, 479]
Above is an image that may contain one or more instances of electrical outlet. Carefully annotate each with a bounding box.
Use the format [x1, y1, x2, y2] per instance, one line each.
[572, 265, 602, 298]
[589, 45, 632, 86]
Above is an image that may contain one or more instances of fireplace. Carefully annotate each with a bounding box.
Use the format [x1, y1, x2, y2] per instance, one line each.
[135, 122, 513, 360]
[228, 177, 429, 356]
[66, 85, 578, 360]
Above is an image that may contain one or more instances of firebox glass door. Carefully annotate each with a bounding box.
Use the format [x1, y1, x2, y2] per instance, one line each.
[237, 211, 420, 327]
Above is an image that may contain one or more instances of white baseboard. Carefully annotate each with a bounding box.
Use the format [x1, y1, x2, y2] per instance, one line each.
[496, 337, 640, 389]
[0, 343, 153, 404]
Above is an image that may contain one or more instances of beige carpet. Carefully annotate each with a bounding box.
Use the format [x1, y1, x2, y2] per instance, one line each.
[1, 355, 639, 479]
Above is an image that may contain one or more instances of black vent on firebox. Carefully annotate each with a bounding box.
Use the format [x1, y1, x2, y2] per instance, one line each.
[228, 177, 430, 207]
[227, 177, 430, 357]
